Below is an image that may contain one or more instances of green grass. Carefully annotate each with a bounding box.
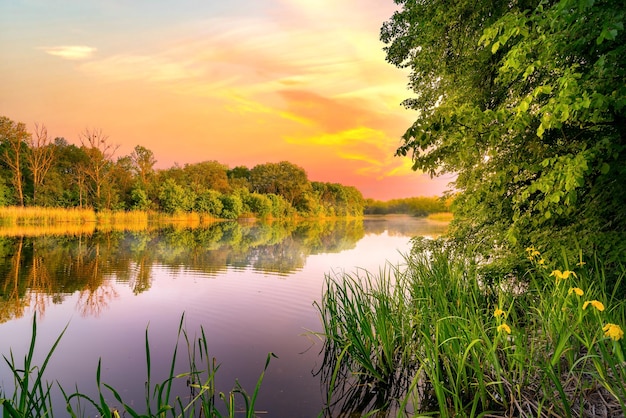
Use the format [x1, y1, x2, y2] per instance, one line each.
[316, 244, 626, 417]
[1, 314, 275, 417]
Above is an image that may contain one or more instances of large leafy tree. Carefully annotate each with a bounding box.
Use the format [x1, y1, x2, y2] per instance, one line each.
[382, 0, 626, 273]
[250, 161, 311, 206]
[182, 161, 231, 194]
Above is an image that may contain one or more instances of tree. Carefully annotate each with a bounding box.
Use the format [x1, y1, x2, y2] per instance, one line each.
[382, 0, 626, 276]
[110, 156, 135, 209]
[182, 161, 231, 194]
[26, 123, 56, 205]
[0, 116, 30, 206]
[158, 179, 195, 214]
[79, 128, 119, 209]
[130, 186, 151, 211]
[227, 166, 251, 190]
[130, 145, 156, 186]
[250, 161, 311, 206]
[50, 138, 90, 207]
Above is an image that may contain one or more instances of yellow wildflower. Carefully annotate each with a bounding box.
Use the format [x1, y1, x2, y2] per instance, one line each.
[494, 308, 506, 318]
[550, 270, 577, 282]
[525, 246, 541, 261]
[538, 258, 546, 266]
[497, 323, 511, 334]
[568, 287, 584, 296]
[602, 323, 624, 341]
[583, 300, 605, 312]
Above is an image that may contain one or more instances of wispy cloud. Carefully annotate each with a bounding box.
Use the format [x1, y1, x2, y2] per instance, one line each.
[42, 45, 97, 60]
[80, 54, 207, 83]
[285, 126, 414, 179]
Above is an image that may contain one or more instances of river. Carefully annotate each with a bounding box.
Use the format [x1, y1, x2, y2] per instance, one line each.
[0, 215, 447, 417]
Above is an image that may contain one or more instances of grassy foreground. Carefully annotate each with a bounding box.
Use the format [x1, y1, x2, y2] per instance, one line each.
[317, 241, 626, 417]
[0, 314, 274, 418]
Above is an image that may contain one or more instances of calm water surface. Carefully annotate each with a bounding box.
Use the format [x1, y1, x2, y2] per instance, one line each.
[0, 215, 447, 417]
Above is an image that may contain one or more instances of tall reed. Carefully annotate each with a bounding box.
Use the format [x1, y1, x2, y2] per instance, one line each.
[317, 245, 626, 417]
[1, 314, 275, 417]
[1, 315, 67, 417]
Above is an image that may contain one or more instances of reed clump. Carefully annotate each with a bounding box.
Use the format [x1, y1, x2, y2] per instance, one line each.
[426, 212, 453, 222]
[0, 207, 97, 226]
[317, 244, 626, 417]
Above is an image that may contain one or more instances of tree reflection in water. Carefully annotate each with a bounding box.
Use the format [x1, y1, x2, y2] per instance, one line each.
[0, 218, 366, 323]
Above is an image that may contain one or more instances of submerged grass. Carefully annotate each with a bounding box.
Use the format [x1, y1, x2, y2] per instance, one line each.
[317, 244, 626, 417]
[1, 314, 275, 417]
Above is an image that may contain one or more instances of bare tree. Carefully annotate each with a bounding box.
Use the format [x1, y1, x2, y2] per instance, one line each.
[26, 123, 55, 205]
[79, 128, 119, 209]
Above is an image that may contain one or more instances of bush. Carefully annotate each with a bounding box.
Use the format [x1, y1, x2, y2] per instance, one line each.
[219, 194, 243, 219]
[194, 190, 223, 217]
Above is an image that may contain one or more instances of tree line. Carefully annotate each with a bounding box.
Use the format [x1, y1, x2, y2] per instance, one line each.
[364, 196, 450, 216]
[0, 116, 365, 219]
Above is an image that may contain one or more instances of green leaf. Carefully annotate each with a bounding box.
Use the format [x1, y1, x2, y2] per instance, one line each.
[537, 123, 545, 138]
[600, 163, 610, 174]
[491, 41, 500, 54]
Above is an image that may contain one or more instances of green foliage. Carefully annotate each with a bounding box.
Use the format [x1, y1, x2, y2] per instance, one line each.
[0, 178, 14, 207]
[265, 193, 295, 218]
[242, 192, 272, 218]
[383, 0, 626, 282]
[219, 194, 243, 219]
[0, 116, 30, 207]
[311, 182, 365, 217]
[157, 179, 195, 214]
[194, 189, 223, 217]
[130, 187, 151, 211]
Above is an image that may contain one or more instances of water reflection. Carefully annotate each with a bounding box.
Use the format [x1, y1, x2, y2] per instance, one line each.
[0, 215, 449, 417]
[0, 218, 373, 323]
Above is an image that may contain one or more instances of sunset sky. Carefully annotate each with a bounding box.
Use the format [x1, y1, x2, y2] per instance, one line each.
[0, 0, 453, 200]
